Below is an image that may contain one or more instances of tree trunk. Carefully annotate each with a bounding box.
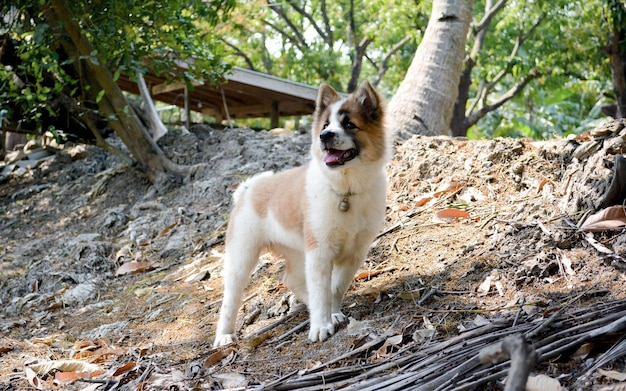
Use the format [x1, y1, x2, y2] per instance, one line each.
[607, 25, 626, 119]
[388, 0, 474, 140]
[46, 0, 187, 185]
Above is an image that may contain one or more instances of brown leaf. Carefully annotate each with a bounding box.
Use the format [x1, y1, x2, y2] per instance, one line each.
[158, 221, 178, 237]
[204, 347, 237, 368]
[115, 261, 157, 276]
[433, 181, 464, 197]
[54, 370, 103, 384]
[415, 196, 432, 207]
[112, 361, 136, 376]
[580, 206, 626, 232]
[433, 208, 471, 223]
[354, 270, 384, 281]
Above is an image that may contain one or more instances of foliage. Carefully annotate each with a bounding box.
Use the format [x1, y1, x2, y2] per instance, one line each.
[219, 0, 429, 95]
[0, 0, 234, 133]
[465, 0, 613, 139]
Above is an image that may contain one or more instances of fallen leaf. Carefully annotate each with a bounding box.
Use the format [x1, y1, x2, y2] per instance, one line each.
[580, 206, 626, 232]
[477, 276, 493, 295]
[158, 221, 178, 237]
[204, 347, 237, 368]
[525, 374, 565, 391]
[28, 359, 102, 375]
[354, 267, 394, 281]
[433, 181, 464, 197]
[415, 196, 433, 207]
[561, 254, 576, 276]
[597, 368, 626, 382]
[54, 370, 103, 385]
[213, 372, 247, 388]
[112, 361, 136, 376]
[24, 367, 43, 390]
[433, 208, 471, 223]
[115, 261, 157, 276]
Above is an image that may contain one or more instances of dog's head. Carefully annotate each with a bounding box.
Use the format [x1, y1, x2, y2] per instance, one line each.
[312, 81, 386, 168]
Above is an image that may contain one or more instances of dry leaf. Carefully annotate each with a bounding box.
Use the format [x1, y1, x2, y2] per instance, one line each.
[204, 347, 236, 368]
[24, 367, 43, 390]
[112, 361, 136, 376]
[580, 206, 626, 232]
[525, 374, 565, 391]
[433, 208, 471, 223]
[414, 196, 433, 207]
[28, 359, 102, 375]
[561, 254, 576, 276]
[158, 221, 178, 236]
[213, 372, 247, 388]
[433, 181, 464, 197]
[115, 261, 157, 276]
[54, 370, 103, 385]
[477, 276, 493, 294]
[355, 267, 394, 281]
[598, 368, 626, 382]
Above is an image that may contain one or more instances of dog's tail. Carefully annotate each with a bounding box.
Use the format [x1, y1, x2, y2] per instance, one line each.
[232, 171, 274, 205]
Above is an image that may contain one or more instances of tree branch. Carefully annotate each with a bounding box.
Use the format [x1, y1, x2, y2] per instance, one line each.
[347, 37, 372, 92]
[467, 69, 542, 127]
[267, 1, 309, 49]
[221, 38, 256, 70]
[373, 36, 411, 86]
[286, 2, 331, 46]
[320, 0, 333, 44]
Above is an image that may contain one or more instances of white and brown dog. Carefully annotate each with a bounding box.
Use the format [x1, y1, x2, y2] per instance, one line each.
[214, 81, 389, 346]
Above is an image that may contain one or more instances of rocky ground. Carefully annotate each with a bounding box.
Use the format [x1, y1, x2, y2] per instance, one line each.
[1, 120, 626, 390]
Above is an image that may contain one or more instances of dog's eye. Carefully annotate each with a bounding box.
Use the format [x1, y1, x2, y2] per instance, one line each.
[345, 121, 357, 130]
[322, 120, 329, 129]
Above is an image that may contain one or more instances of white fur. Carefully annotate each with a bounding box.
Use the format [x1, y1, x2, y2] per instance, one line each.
[214, 83, 387, 346]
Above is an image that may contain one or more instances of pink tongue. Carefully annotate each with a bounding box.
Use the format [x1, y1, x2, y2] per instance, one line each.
[323, 150, 345, 164]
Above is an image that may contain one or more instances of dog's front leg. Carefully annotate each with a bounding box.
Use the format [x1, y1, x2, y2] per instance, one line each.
[305, 249, 335, 342]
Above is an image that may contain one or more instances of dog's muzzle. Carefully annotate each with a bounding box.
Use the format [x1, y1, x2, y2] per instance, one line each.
[320, 130, 358, 167]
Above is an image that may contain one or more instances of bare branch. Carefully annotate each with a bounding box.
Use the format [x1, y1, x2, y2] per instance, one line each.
[286, 2, 332, 46]
[467, 69, 542, 127]
[474, 0, 508, 33]
[470, 0, 508, 59]
[320, 0, 333, 44]
[347, 37, 373, 92]
[267, 1, 309, 49]
[373, 36, 411, 86]
[221, 38, 256, 71]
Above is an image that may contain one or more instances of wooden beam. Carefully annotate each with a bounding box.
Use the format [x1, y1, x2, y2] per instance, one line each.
[152, 80, 203, 95]
[270, 101, 279, 128]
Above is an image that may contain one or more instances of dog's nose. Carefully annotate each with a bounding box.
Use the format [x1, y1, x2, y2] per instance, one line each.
[320, 130, 334, 142]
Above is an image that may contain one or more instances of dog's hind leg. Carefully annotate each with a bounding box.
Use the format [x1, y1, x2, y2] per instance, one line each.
[214, 226, 263, 347]
[277, 246, 308, 306]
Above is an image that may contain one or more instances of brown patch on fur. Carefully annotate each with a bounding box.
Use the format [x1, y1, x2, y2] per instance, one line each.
[340, 89, 386, 163]
[251, 164, 308, 233]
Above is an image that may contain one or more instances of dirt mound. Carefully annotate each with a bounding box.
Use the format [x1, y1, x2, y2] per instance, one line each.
[1, 120, 626, 390]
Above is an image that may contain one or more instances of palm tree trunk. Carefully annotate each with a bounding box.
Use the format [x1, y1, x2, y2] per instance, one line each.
[388, 0, 474, 140]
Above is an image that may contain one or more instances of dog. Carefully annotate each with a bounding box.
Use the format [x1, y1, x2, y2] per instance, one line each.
[213, 80, 389, 346]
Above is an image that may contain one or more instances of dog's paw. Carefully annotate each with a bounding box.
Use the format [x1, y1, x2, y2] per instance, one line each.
[308, 322, 335, 343]
[213, 333, 236, 347]
[331, 312, 347, 325]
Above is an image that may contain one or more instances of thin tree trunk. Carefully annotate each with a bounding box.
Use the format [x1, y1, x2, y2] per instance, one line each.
[388, 0, 474, 140]
[46, 0, 187, 184]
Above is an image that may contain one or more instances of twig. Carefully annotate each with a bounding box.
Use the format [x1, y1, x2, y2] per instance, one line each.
[244, 304, 305, 341]
[479, 334, 537, 391]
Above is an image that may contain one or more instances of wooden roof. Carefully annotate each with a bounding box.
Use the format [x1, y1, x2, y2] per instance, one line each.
[117, 67, 321, 125]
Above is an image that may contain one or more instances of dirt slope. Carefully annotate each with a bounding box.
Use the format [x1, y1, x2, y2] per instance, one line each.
[1, 121, 626, 390]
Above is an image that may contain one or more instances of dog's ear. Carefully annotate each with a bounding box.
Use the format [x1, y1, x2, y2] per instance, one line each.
[355, 80, 382, 121]
[315, 83, 341, 115]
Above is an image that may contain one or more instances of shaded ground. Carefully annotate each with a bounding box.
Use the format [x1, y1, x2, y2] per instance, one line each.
[1, 121, 626, 390]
